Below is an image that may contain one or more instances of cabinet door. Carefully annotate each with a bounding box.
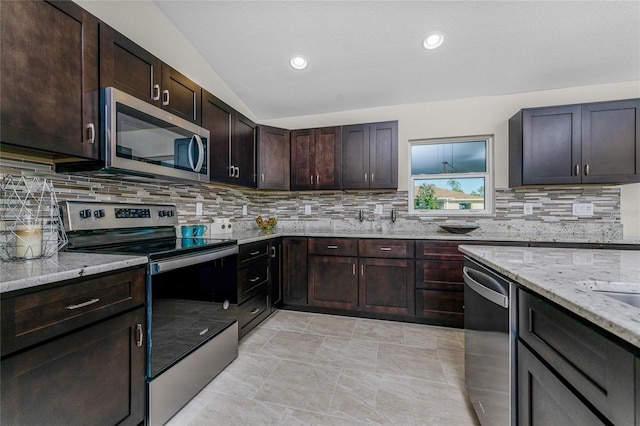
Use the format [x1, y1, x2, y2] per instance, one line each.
[314, 126, 342, 189]
[518, 342, 606, 426]
[360, 258, 414, 316]
[283, 238, 308, 306]
[415, 289, 464, 327]
[308, 256, 358, 310]
[99, 23, 161, 107]
[291, 128, 315, 190]
[369, 121, 398, 189]
[161, 63, 201, 124]
[522, 105, 582, 185]
[270, 239, 283, 308]
[232, 114, 257, 188]
[258, 125, 290, 190]
[581, 99, 640, 184]
[342, 124, 370, 189]
[1, 0, 99, 159]
[1, 308, 145, 426]
[202, 90, 233, 183]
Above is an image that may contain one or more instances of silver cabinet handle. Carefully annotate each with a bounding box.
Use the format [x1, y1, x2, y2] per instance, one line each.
[380, 247, 392, 251]
[250, 250, 261, 256]
[361, 265, 364, 275]
[261, 173, 265, 182]
[310, 175, 314, 185]
[249, 276, 261, 282]
[66, 298, 100, 310]
[136, 323, 143, 347]
[250, 308, 260, 315]
[153, 84, 160, 101]
[364, 173, 368, 183]
[235, 167, 240, 178]
[574, 164, 580, 176]
[270, 246, 276, 257]
[229, 165, 235, 177]
[371, 172, 374, 183]
[584, 164, 590, 176]
[87, 123, 95, 144]
[316, 175, 320, 185]
[327, 245, 338, 249]
[162, 89, 170, 106]
[352, 264, 356, 275]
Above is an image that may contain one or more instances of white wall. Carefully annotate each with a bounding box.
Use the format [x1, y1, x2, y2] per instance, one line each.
[261, 81, 640, 237]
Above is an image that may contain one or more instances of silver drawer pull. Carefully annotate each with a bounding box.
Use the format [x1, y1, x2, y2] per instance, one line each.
[250, 308, 260, 315]
[199, 328, 209, 336]
[66, 298, 100, 310]
[136, 324, 143, 347]
[327, 245, 338, 249]
[249, 276, 261, 282]
[380, 247, 392, 251]
[250, 251, 261, 256]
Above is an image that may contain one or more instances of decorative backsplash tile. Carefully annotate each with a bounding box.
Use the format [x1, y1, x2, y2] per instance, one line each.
[0, 157, 622, 239]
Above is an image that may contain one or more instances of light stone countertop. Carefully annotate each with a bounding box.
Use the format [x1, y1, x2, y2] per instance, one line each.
[0, 253, 148, 295]
[459, 245, 640, 349]
[231, 228, 640, 246]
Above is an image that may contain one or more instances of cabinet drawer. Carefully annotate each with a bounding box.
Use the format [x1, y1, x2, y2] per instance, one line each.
[1, 267, 145, 357]
[239, 240, 270, 264]
[415, 289, 463, 328]
[415, 260, 464, 290]
[416, 241, 465, 260]
[238, 284, 270, 338]
[308, 238, 357, 256]
[518, 289, 635, 425]
[358, 239, 414, 258]
[238, 260, 269, 304]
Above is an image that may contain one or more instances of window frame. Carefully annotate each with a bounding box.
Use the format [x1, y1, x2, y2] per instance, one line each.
[408, 135, 494, 216]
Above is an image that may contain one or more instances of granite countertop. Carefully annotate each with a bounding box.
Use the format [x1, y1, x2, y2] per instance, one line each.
[459, 245, 640, 349]
[0, 253, 148, 295]
[231, 228, 640, 246]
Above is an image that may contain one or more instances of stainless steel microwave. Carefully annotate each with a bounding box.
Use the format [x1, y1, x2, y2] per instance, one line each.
[102, 87, 210, 182]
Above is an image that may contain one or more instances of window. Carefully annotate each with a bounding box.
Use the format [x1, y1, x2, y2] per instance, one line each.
[409, 135, 493, 215]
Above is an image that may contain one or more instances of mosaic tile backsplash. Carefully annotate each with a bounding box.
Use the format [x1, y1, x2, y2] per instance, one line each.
[0, 157, 623, 239]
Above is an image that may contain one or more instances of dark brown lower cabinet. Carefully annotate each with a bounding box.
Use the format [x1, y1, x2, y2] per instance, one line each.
[283, 238, 308, 306]
[360, 258, 414, 316]
[415, 289, 464, 327]
[1, 307, 145, 426]
[518, 341, 606, 426]
[308, 255, 358, 310]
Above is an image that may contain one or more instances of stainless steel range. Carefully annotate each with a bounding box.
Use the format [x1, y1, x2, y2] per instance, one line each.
[60, 201, 239, 426]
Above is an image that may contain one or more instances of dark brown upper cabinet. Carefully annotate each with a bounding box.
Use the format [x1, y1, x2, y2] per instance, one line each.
[509, 99, 640, 187]
[291, 126, 342, 190]
[1, 0, 100, 160]
[100, 23, 201, 124]
[342, 121, 398, 190]
[257, 126, 290, 190]
[202, 90, 256, 188]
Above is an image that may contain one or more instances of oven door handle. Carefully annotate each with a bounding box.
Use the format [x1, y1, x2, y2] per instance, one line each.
[149, 246, 239, 275]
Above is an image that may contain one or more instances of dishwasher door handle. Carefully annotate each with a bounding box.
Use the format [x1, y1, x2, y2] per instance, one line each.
[463, 266, 509, 308]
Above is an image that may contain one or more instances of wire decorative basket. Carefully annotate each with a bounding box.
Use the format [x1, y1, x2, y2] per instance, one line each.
[0, 175, 68, 261]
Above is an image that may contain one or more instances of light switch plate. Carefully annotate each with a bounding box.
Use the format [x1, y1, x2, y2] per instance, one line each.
[196, 202, 203, 216]
[242, 205, 247, 216]
[523, 203, 533, 215]
[375, 204, 383, 215]
[572, 203, 594, 216]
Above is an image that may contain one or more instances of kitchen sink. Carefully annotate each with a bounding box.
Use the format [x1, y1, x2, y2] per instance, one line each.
[577, 280, 640, 309]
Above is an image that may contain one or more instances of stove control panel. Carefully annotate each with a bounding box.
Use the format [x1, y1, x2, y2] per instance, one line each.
[61, 201, 178, 232]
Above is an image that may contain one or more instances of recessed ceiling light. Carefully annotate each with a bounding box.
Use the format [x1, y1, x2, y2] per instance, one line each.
[290, 56, 308, 70]
[423, 32, 445, 50]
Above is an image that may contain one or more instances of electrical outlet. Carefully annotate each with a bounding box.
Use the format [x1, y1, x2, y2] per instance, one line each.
[523, 203, 533, 215]
[375, 204, 383, 215]
[196, 202, 203, 216]
[305, 205, 312, 215]
[242, 205, 247, 216]
[572, 203, 594, 216]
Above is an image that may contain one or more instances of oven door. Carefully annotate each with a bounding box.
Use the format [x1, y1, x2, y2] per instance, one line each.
[146, 250, 239, 426]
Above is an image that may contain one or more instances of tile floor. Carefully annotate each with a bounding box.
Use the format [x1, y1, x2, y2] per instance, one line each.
[166, 310, 480, 425]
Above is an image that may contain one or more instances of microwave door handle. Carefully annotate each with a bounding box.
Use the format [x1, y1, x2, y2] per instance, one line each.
[193, 134, 204, 172]
[187, 135, 196, 171]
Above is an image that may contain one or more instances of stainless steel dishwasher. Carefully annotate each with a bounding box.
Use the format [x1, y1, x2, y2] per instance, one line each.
[463, 257, 516, 426]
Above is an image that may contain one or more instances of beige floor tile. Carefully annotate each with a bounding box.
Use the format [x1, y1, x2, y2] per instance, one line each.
[410, 379, 480, 426]
[239, 327, 278, 354]
[254, 360, 341, 414]
[376, 343, 448, 383]
[404, 323, 464, 350]
[352, 318, 407, 344]
[279, 408, 365, 425]
[258, 330, 325, 361]
[203, 352, 281, 398]
[260, 310, 314, 332]
[305, 313, 358, 338]
[312, 337, 378, 371]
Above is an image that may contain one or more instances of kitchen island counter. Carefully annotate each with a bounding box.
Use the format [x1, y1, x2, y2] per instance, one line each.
[0, 253, 148, 294]
[459, 245, 640, 349]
